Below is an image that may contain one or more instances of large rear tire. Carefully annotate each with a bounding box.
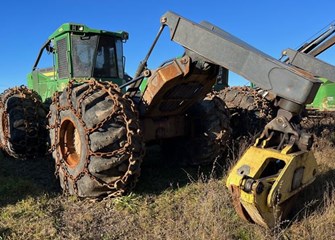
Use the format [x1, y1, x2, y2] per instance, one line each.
[163, 93, 231, 166]
[0, 86, 48, 159]
[49, 79, 145, 198]
[217, 86, 276, 139]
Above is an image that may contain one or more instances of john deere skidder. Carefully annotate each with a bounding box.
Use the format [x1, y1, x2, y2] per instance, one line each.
[2, 12, 332, 228]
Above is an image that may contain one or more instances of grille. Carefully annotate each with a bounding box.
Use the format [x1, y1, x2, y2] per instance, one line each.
[57, 38, 69, 79]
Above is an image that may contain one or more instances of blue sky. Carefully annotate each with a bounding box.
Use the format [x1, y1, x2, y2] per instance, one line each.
[1, 0, 334, 92]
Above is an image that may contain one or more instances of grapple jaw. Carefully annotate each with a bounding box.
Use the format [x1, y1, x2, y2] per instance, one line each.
[226, 116, 318, 228]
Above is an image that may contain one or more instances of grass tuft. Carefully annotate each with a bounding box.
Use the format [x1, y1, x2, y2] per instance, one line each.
[0, 140, 334, 239]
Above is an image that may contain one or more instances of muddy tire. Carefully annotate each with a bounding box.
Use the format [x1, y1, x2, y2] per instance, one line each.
[163, 93, 231, 166]
[49, 79, 145, 198]
[0, 86, 48, 159]
[217, 86, 276, 139]
[300, 111, 335, 150]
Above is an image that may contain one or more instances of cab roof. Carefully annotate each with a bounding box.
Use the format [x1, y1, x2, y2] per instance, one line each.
[48, 23, 129, 40]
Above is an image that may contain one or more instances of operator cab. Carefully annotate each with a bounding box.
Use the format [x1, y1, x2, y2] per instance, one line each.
[69, 34, 125, 79]
[27, 23, 129, 101]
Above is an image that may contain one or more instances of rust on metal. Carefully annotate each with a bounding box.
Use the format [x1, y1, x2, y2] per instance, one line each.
[49, 79, 145, 198]
[230, 185, 253, 222]
[59, 118, 81, 168]
[0, 86, 47, 159]
[141, 55, 217, 117]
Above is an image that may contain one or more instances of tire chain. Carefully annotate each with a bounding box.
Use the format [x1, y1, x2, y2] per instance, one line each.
[0, 85, 47, 159]
[48, 79, 145, 198]
[218, 86, 275, 120]
[217, 86, 276, 138]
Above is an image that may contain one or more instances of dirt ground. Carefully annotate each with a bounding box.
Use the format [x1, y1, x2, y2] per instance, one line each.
[0, 116, 334, 240]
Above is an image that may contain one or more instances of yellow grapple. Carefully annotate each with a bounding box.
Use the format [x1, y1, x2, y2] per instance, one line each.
[226, 136, 318, 228]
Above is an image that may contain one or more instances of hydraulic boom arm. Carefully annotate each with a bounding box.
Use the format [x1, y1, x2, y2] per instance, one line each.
[151, 11, 321, 228]
[282, 24, 335, 82]
[161, 11, 321, 111]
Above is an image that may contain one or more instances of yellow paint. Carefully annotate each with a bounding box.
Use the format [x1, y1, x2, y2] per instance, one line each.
[226, 145, 318, 228]
[42, 71, 55, 77]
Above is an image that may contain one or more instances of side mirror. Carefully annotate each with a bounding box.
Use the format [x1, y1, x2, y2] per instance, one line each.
[46, 44, 54, 53]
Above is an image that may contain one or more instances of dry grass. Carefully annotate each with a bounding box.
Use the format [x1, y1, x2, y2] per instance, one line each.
[0, 141, 335, 240]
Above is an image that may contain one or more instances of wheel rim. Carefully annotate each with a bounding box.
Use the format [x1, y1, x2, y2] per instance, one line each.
[59, 118, 81, 168]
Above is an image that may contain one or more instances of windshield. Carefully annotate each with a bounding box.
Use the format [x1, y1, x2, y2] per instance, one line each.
[72, 35, 97, 77]
[71, 35, 123, 78]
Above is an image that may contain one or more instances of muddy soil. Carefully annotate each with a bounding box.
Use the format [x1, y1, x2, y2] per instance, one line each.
[301, 112, 335, 150]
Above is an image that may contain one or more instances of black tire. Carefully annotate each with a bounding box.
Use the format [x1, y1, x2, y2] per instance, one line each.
[0, 86, 48, 159]
[163, 93, 231, 166]
[49, 79, 145, 198]
[217, 86, 276, 139]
